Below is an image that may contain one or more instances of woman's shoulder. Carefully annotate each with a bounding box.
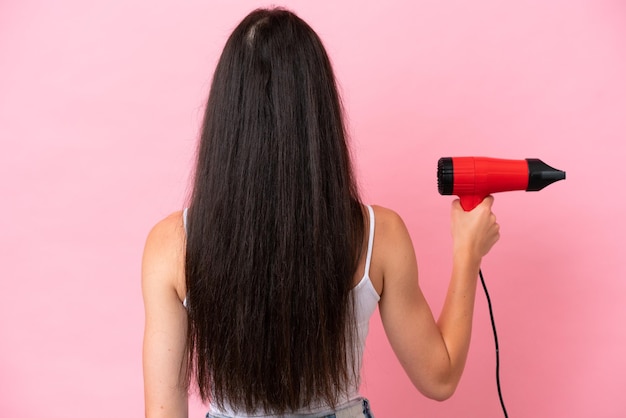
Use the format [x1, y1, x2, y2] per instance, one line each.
[366, 205, 415, 291]
[368, 204, 410, 237]
[146, 210, 185, 239]
[144, 211, 186, 255]
[142, 210, 186, 301]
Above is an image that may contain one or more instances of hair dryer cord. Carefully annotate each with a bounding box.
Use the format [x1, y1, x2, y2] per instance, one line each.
[479, 268, 509, 418]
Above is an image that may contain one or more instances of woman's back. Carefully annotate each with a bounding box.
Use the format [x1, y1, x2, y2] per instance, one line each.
[192, 205, 381, 417]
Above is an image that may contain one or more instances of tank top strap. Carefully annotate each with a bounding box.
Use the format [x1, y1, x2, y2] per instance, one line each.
[364, 205, 375, 278]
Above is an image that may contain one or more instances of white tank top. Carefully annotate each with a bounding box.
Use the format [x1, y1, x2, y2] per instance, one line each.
[183, 205, 380, 417]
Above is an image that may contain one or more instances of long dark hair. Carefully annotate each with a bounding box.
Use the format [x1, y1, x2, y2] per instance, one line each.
[184, 8, 364, 414]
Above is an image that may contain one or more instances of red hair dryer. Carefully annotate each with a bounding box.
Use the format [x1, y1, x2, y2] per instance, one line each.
[437, 157, 566, 211]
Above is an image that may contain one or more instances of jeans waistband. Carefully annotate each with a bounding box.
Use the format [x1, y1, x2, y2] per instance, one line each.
[206, 397, 374, 418]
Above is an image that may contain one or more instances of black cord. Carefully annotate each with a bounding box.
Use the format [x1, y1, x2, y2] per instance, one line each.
[479, 268, 509, 418]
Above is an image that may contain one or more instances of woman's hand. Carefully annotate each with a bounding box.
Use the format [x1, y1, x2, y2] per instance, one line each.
[450, 196, 500, 261]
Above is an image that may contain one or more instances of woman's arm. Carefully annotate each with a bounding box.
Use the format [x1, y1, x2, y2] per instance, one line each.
[142, 212, 189, 418]
[376, 197, 499, 400]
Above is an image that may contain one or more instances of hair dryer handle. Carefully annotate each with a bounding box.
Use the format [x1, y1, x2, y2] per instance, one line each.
[459, 194, 486, 211]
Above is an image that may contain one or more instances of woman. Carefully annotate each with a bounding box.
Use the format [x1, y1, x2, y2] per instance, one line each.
[142, 8, 499, 418]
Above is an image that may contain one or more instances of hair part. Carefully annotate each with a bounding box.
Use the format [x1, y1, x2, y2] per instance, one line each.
[184, 8, 364, 414]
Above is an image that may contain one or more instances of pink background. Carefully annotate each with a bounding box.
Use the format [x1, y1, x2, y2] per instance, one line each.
[1, 0, 625, 416]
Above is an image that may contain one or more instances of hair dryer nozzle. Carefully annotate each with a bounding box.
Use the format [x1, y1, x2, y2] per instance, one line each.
[526, 159, 566, 191]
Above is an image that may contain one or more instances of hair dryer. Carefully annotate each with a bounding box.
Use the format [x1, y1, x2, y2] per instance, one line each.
[437, 157, 566, 211]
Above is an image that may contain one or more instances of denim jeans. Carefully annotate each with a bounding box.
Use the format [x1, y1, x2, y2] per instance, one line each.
[206, 397, 374, 418]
